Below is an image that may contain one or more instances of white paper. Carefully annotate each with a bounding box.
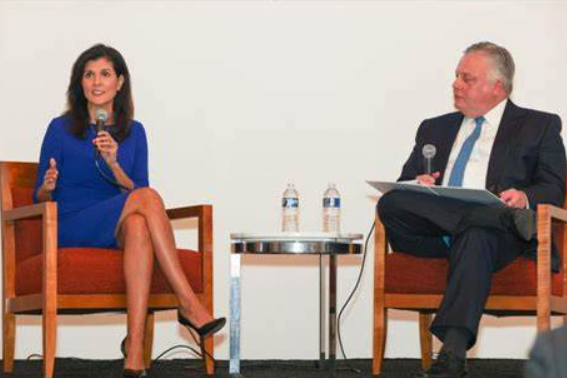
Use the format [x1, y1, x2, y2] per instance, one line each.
[367, 180, 505, 207]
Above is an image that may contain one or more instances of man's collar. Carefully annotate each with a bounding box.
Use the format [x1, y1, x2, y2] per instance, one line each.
[464, 99, 508, 127]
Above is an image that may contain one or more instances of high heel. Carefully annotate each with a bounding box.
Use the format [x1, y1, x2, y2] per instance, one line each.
[123, 368, 147, 378]
[121, 337, 146, 377]
[120, 337, 128, 358]
[178, 312, 226, 338]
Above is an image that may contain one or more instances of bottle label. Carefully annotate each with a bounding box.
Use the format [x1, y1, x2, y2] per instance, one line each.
[282, 197, 299, 208]
[323, 198, 340, 208]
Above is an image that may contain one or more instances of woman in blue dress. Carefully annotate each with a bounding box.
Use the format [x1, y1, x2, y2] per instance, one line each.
[34, 44, 225, 377]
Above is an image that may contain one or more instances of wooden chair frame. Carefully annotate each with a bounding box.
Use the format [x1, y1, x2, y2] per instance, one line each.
[1, 161, 215, 378]
[372, 200, 567, 376]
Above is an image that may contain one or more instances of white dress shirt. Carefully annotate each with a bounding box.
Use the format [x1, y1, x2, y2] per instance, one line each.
[442, 99, 507, 189]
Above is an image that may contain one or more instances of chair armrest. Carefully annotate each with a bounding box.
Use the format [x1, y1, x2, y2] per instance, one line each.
[2, 202, 52, 221]
[166, 204, 213, 256]
[166, 205, 213, 298]
[2, 202, 57, 310]
[166, 204, 212, 221]
[374, 214, 388, 293]
[535, 204, 567, 329]
[536, 204, 567, 267]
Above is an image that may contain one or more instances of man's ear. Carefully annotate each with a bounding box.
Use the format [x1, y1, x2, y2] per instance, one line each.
[492, 79, 506, 98]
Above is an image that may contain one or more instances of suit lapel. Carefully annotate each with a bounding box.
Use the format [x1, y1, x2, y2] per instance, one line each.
[437, 113, 463, 184]
[485, 100, 527, 193]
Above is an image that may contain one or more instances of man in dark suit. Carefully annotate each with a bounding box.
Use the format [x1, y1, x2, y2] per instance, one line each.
[377, 41, 566, 378]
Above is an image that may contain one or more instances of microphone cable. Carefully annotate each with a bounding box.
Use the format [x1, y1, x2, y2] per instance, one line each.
[94, 157, 129, 191]
[92, 124, 129, 191]
[336, 220, 376, 373]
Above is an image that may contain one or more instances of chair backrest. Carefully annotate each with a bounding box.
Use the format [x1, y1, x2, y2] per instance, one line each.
[0, 161, 42, 262]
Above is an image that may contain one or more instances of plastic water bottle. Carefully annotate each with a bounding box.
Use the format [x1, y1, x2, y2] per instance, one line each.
[282, 183, 299, 232]
[323, 183, 341, 233]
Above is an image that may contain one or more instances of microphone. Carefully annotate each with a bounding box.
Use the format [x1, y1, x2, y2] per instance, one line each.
[422, 144, 436, 175]
[95, 109, 108, 134]
[94, 109, 108, 157]
[92, 108, 126, 190]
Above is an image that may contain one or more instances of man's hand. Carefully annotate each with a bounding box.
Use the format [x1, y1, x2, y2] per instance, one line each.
[500, 188, 529, 208]
[416, 172, 440, 186]
[43, 158, 58, 192]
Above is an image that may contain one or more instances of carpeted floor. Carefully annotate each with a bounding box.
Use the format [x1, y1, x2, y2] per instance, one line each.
[0, 358, 525, 378]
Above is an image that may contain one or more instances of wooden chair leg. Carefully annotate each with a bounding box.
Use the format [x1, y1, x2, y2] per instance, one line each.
[43, 309, 57, 378]
[3, 312, 16, 373]
[372, 306, 387, 375]
[419, 313, 433, 370]
[143, 312, 155, 369]
[201, 335, 215, 375]
[537, 288, 551, 332]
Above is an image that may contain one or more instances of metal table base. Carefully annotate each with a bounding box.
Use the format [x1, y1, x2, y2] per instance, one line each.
[229, 233, 362, 377]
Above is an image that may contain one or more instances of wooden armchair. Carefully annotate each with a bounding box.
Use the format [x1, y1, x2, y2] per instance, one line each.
[1, 161, 216, 378]
[372, 185, 567, 376]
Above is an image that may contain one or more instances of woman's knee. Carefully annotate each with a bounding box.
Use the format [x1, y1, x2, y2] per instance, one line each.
[129, 187, 164, 211]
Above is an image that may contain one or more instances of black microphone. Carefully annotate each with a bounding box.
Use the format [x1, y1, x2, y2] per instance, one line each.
[94, 109, 108, 157]
[92, 109, 127, 190]
[95, 109, 108, 134]
[422, 144, 436, 175]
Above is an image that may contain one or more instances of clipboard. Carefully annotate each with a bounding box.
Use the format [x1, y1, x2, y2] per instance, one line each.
[367, 180, 505, 207]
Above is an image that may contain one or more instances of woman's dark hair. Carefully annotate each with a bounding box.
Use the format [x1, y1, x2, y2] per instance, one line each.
[65, 44, 134, 142]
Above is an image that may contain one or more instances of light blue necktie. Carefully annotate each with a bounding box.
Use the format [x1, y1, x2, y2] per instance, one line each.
[447, 116, 485, 187]
[443, 116, 485, 248]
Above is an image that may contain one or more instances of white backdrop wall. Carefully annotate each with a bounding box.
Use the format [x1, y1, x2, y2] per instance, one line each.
[1, 0, 566, 361]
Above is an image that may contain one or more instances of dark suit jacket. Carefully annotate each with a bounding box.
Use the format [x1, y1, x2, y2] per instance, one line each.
[398, 100, 566, 268]
[525, 325, 567, 378]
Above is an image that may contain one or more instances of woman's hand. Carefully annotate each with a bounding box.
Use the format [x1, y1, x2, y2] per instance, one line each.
[43, 158, 58, 192]
[94, 131, 118, 165]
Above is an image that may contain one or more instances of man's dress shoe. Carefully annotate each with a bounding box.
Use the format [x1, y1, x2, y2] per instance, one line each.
[413, 349, 468, 378]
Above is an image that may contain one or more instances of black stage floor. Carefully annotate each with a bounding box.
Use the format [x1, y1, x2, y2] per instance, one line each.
[0, 358, 524, 378]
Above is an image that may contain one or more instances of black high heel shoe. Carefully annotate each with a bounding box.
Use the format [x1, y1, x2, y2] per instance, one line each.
[178, 312, 226, 338]
[123, 368, 147, 378]
[121, 338, 147, 377]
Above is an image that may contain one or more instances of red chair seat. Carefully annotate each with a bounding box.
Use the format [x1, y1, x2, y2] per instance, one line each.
[16, 247, 203, 295]
[384, 253, 563, 297]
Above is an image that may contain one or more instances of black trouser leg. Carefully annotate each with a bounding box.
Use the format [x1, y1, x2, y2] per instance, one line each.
[377, 190, 481, 257]
[431, 227, 524, 347]
[377, 190, 526, 348]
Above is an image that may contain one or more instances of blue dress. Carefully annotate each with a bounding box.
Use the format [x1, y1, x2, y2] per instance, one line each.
[33, 115, 149, 249]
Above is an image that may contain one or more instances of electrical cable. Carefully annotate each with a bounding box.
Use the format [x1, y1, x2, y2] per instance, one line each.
[25, 353, 43, 360]
[94, 157, 129, 191]
[92, 123, 129, 191]
[335, 221, 376, 373]
[29, 224, 377, 376]
[152, 328, 217, 371]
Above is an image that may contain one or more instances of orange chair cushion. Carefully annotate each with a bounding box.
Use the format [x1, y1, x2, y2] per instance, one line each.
[384, 253, 563, 297]
[16, 247, 204, 295]
[10, 187, 204, 295]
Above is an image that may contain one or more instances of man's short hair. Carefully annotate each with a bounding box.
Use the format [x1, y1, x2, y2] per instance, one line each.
[465, 41, 515, 95]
